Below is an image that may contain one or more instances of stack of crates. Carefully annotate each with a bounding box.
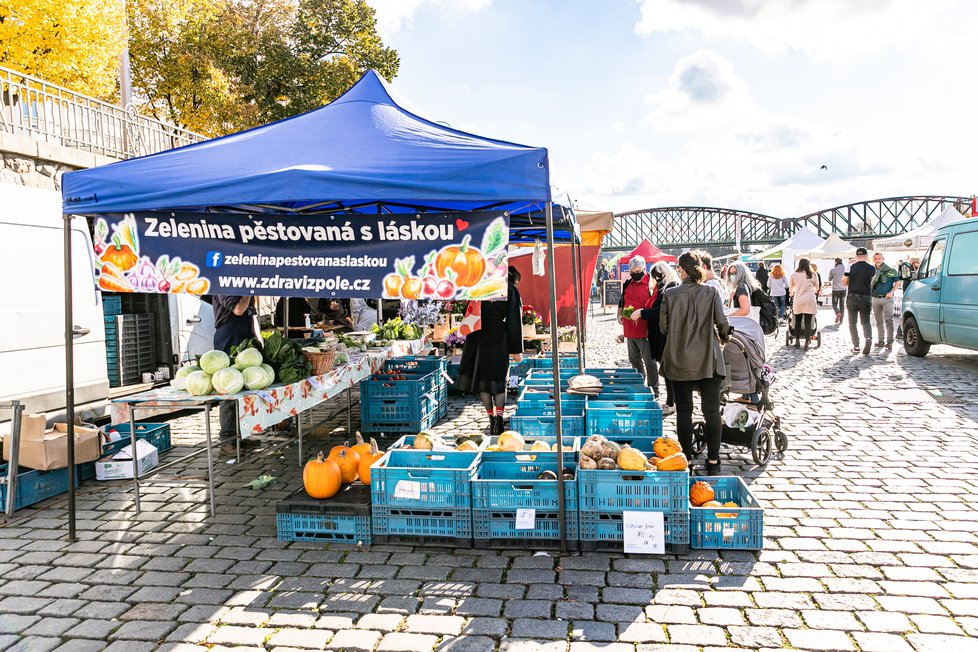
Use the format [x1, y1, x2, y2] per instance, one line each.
[584, 369, 662, 450]
[471, 452, 579, 550]
[512, 391, 587, 440]
[104, 314, 156, 387]
[276, 483, 372, 544]
[370, 450, 479, 547]
[384, 356, 448, 419]
[360, 368, 440, 433]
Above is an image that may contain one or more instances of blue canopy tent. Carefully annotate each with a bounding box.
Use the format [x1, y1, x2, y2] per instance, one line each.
[58, 70, 579, 546]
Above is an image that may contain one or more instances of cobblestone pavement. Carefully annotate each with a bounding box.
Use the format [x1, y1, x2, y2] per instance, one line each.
[2, 304, 977, 652]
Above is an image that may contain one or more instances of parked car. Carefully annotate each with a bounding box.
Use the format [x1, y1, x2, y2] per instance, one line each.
[901, 217, 978, 356]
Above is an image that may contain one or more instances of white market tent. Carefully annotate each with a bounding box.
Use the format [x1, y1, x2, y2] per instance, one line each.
[874, 206, 966, 253]
[751, 226, 826, 272]
[800, 233, 858, 263]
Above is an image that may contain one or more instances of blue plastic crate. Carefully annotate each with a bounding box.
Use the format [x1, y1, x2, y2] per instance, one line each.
[472, 457, 578, 511]
[517, 388, 583, 405]
[389, 433, 488, 451]
[689, 476, 763, 550]
[592, 389, 655, 401]
[0, 465, 74, 511]
[578, 468, 689, 514]
[276, 484, 372, 544]
[370, 505, 472, 547]
[481, 438, 580, 461]
[514, 400, 586, 417]
[385, 356, 448, 377]
[102, 423, 172, 455]
[586, 404, 663, 439]
[361, 406, 438, 435]
[579, 510, 690, 550]
[371, 450, 479, 510]
[360, 372, 440, 433]
[102, 295, 123, 316]
[587, 396, 660, 411]
[527, 356, 579, 369]
[510, 414, 585, 440]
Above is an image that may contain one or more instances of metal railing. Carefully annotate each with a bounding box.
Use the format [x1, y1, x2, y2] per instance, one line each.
[0, 65, 204, 159]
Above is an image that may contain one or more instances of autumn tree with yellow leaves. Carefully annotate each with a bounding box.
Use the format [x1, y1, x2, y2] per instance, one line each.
[0, 0, 126, 99]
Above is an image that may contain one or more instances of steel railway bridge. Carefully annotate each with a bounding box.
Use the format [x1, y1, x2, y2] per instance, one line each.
[604, 195, 972, 252]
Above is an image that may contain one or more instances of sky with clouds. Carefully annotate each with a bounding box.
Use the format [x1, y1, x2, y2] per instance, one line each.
[365, 0, 977, 218]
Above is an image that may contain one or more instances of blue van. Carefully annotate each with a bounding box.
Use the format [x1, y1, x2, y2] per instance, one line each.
[901, 218, 978, 356]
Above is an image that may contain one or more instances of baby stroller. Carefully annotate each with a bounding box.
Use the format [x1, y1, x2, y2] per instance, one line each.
[693, 323, 788, 465]
[784, 303, 822, 348]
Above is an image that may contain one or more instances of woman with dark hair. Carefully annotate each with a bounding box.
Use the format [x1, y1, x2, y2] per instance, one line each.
[629, 261, 680, 414]
[660, 252, 731, 475]
[456, 267, 525, 436]
[789, 258, 819, 350]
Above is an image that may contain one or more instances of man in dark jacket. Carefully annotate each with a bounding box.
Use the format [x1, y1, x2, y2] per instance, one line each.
[755, 261, 769, 293]
[212, 295, 257, 456]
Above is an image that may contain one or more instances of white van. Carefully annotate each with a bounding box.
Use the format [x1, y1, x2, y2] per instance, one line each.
[0, 184, 215, 428]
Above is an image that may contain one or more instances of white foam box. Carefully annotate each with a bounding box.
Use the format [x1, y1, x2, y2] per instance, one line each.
[95, 439, 159, 480]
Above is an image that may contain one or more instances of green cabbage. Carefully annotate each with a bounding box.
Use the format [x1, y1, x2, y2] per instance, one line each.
[199, 350, 230, 375]
[242, 366, 272, 390]
[234, 347, 263, 370]
[260, 364, 275, 384]
[185, 371, 213, 396]
[170, 364, 202, 390]
[212, 367, 245, 395]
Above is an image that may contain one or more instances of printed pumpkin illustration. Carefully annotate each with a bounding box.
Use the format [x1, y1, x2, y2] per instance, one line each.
[435, 235, 485, 288]
[100, 237, 138, 272]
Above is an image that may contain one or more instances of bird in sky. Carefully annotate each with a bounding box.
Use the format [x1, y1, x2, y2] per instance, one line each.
[820, 165, 828, 171]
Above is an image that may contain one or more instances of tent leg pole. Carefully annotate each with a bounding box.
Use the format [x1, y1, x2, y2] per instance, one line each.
[63, 215, 77, 542]
[570, 233, 584, 373]
[545, 202, 566, 553]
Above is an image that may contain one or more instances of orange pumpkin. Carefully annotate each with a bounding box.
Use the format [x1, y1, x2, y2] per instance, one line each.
[328, 441, 355, 460]
[303, 452, 342, 499]
[357, 439, 384, 486]
[333, 449, 360, 484]
[653, 437, 682, 459]
[100, 241, 138, 272]
[690, 481, 715, 507]
[434, 235, 485, 288]
[654, 451, 688, 472]
[350, 432, 373, 459]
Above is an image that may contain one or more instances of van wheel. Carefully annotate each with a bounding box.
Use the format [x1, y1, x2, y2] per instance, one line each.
[903, 316, 930, 357]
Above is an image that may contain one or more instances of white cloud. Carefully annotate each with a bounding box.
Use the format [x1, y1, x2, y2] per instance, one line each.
[634, 0, 961, 60]
[367, 0, 491, 40]
[645, 49, 750, 130]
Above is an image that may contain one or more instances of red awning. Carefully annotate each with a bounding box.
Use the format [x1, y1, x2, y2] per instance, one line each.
[620, 240, 677, 265]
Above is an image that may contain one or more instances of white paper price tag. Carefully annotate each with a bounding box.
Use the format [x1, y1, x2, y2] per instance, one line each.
[515, 508, 536, 530]
[393, 480, 421, 500]
[307, 376, 323, 391]
[722, 525, 736, 541]
[622, 511, 665, 554]
[256, 390, 276, 404]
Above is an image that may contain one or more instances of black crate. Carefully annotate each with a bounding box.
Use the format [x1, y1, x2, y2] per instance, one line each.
[276, 484, 372, 544]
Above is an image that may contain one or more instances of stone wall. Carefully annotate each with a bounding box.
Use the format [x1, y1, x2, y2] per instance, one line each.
[0, 132, 119, 191]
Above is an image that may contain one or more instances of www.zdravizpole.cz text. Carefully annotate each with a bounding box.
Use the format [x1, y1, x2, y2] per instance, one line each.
[217, 275, 372, 293]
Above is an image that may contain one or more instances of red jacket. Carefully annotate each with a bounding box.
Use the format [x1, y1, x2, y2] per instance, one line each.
[622, 275, 654, 339]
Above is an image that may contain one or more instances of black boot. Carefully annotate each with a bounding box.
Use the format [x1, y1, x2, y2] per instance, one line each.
[491, 415, 503, 437]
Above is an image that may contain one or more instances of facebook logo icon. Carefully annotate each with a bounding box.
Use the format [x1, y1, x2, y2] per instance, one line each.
[205, 251, 223, 268]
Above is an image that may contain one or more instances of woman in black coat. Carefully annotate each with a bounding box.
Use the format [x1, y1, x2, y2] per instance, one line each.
[456, 267, 524, 435]
[629, 261, 680, 415]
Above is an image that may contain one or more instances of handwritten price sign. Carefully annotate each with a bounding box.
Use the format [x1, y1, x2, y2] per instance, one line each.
[622, 511, 665, 554]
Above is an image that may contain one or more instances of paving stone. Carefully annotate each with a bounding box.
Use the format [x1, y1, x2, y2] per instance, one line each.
[120, 602, 189, 622]
[404, 614, 465, 636]
[456, 597, 502, 617]
[462, 618, 507, 638]
[555, 601, 594, 620]
[569, 644, 633, 652]
[784, 628, 856, 651]
[24, 617, 81, 637]
[377, 596, 422, 615]
[510, 618, 568, 640]
[376, 632, 439, 652]
[436, 635, 496, 652]
[645, 605, 697, 624]
[570, 621, 616, 642]
[503, 599, 551, 618]
[357, 614, 405, 632]
[498, 640, 567, 652]
[326, 629, 381, 651]
[51, 640, 107, 652]
[206, 626, 275, 646]
[109, 620, 178, 641]
[102, 642, 156, 652]
[851, 632, 914, 652]
[803, 609, 865, 630]
[165, 623, 219, 644]
[596, 603, 643, 622]
[266, 628, 333, 649]
[666, 624, 727, 646]
[728, 625, 783, 648]
[617, 622, 668, 643]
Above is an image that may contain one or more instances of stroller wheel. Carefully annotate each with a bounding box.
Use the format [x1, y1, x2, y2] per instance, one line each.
[775, 429, 788, 453]
[751, 428, 773, 465]
[816, 332, 822, 348]
[692, 421, 707, 456]
[785, 329, 791, 346]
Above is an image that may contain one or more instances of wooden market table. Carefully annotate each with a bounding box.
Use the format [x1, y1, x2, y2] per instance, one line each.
[110, 339, 427, 517]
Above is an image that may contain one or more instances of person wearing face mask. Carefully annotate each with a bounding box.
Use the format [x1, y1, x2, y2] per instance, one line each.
[629, 261, 680, 415]
[726, 261, 761, 322]
[617, 256, 657, 391]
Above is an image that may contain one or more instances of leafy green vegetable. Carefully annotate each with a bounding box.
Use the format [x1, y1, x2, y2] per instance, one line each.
[482, 217, 508, 255]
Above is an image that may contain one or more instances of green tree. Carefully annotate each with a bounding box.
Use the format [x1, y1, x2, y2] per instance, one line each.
[128, 0, 399, 136]
[0, 0, 125, 99]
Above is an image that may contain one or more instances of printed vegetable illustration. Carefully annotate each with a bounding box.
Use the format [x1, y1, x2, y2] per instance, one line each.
[98, 262, 134, 292]
[100, 235, 138, 272]
[435, 235, 486, 288]
[401, 277, 422, 299]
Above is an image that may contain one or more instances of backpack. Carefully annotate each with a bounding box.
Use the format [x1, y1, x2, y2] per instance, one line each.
[750, 288, 779, 335]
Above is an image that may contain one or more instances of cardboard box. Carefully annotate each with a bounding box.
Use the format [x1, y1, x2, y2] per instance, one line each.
[95, 439, 159, 481]
[2, 414, 101, 470]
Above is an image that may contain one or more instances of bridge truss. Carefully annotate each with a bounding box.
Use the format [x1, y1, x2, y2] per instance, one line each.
[607, 195, 972, 251]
